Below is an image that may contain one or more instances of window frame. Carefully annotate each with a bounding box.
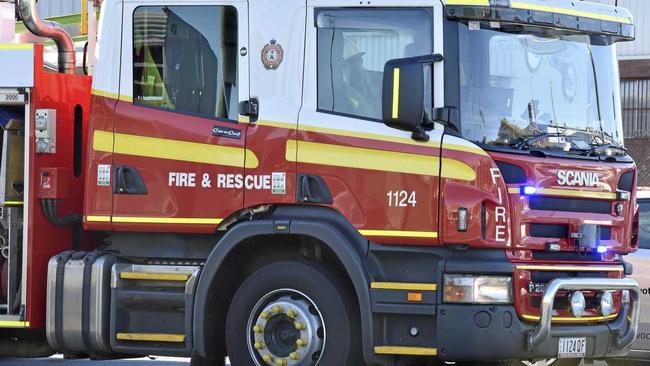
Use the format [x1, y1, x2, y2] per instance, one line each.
[131, 4, 240, 123]
[314, 7, 435, 123]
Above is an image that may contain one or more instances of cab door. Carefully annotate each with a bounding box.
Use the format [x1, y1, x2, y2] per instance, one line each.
[110, 1, 250, 233]
[297, 2, 444, 245]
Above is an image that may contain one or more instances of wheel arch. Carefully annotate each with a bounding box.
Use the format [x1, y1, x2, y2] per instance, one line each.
[192, 205, 384, 365]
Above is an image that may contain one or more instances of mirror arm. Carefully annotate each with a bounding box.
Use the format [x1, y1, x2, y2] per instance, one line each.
[411, 127, 430, 142]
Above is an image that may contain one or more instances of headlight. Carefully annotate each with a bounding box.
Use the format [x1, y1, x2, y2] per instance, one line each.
[444, 275, 512, 304]
[570, 291, 586, 317]
[599, 291, 614, 317]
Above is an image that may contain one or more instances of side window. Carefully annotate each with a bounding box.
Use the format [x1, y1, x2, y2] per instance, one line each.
[639, 201, 650, 249]
[316, 8, 433, 121]
[133, 6, 239, 120]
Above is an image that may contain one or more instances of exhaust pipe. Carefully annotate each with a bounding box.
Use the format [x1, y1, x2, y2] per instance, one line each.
[16, 0, 76, 74]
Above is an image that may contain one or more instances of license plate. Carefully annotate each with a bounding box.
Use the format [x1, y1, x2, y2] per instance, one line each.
[528, 282, 546, 293]
[558, 337, 586, 358]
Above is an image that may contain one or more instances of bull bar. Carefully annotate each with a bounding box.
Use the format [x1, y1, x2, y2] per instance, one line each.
[527, 278, 641, 351]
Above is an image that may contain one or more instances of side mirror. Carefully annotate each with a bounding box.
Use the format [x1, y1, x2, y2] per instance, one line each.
[382, 54, 443, 141]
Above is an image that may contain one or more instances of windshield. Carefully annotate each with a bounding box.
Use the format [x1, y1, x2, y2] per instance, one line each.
[457, 23, 624, 150]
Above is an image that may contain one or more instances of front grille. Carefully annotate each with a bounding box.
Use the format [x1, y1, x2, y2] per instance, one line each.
[530, 271, 609, 283]
[529, 224, 612, 240]
[530, 224, 568, 238]
[529, 196, 611, 214]
[532, 251, 604, 261]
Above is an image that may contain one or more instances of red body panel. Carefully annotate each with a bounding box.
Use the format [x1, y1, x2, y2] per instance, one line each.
[26, 45, 92, 327]
[111, 103, 248, 233]
[294, 127, 441, 245]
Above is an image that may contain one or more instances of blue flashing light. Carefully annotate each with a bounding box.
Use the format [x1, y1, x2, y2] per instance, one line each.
[597, 245, 608, 254]
[521, 186, 537, 195]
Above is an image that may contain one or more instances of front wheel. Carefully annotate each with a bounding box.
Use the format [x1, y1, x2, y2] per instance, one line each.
[225, 260, 362, 366]
[498, 359, 581, 366]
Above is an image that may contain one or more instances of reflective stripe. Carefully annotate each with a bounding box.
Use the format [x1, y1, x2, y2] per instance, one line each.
[521, 313, 618, 323]
[374, 346, 438, 356]
[120, 272, 191, 282]
[93, 130, 257, 168]
[508, 187, 618, 200]
[112, 217, 222, 225]
[116, 333, 185, 343]
[286, 140, 476, 180]
[85, 215, 111, 223]
[0, 321, 29, 328]
[391, 68, 400, 119]
[516, 265, 623, 272]
[85, 216, 222, 225]
[371, 282, 437, 291]
[91, 89, 133, 103]
[0, 44, 33, 50]
[359, 230, 438, 239]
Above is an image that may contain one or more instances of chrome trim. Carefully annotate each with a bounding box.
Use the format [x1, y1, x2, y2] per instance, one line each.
[527, 278, 640, 351]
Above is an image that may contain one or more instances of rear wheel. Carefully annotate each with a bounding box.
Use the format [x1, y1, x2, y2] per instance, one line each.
[225, 260, 362, 366]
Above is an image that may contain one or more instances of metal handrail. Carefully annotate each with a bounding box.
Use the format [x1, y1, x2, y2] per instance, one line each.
[527, 277, 641, 351]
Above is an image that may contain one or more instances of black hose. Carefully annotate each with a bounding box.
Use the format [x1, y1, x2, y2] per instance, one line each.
[40, 199, 81, 226]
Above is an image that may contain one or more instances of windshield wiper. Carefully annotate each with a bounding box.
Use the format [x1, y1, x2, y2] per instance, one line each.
[515, 132, 567, 150]
[587, 143, 627, 157]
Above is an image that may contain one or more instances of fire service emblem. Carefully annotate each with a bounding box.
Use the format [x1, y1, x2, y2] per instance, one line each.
[261, 39, 284, 70]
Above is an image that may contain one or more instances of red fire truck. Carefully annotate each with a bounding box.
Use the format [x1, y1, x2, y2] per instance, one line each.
[0, 0, 642, 365]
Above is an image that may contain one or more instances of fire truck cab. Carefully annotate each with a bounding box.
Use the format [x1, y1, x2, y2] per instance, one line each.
[0, 0, 642, 365]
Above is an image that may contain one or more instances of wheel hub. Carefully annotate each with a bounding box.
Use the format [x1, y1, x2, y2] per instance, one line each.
[248, 291, 325, 366]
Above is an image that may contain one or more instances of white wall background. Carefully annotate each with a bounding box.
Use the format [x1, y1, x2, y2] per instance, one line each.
[590, 0, 650, 59]
[37, 0, 81, 19]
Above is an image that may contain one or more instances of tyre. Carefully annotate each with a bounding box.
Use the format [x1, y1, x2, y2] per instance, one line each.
[498, 359, 582, 366]
[190, 354, 225, 366]
[225, 260, 362, 366]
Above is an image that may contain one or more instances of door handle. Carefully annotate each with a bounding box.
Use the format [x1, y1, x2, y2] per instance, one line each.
[297, 174, 333, 204]
[114, 166, 148, 195]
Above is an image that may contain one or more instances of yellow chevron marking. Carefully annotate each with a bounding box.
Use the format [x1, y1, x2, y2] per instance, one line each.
[286, 140, 476, 180]
[93, 130, 257, 168]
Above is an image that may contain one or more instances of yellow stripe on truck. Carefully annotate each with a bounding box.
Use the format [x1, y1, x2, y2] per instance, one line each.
[444, 0, 631, 24]
[391, 68, 400, 119]
[93, 130, 258, 168]
[359, 230, 438, 239]
[285, 140, 476, 180]
[374, 346, 438, 356]
[116, 333, 186, 343]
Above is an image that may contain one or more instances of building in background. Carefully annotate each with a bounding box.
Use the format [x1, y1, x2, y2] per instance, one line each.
[37, 0, 81, 18]
[593, 0, 650, 186]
